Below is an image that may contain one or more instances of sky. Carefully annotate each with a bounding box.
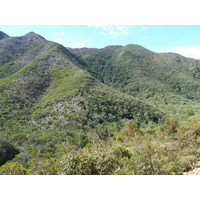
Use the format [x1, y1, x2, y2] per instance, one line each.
[1, 25, 200, 59]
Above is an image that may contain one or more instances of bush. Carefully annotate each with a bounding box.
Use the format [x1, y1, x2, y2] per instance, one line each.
[0, 162, 28, 175]
[27, 154, 61, 175]
[60, 154, 97, 175]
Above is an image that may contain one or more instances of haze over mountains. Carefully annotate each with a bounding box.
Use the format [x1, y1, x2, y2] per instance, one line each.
[0, 31, 200, 175]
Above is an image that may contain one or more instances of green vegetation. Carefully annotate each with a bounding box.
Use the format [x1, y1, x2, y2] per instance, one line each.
[84, 44, 200, 119]
[0, 118, 199, 175]
[0, 32, 200, 175]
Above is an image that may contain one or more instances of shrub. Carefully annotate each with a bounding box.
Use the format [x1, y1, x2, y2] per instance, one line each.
[0, 162, 28, 175]
[59, 154, 97, 175]
[27, 155, 61, 175]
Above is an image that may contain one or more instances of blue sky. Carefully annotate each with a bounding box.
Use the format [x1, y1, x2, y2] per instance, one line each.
[1, 25, 200, 58]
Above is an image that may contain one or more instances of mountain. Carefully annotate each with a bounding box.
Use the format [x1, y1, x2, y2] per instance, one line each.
[0, 31, 200, 175]
[0, 33, 163, 147]
[0, 32, 52, 78]
[83, 44, 200, 118]
[0, 31, 9, 40]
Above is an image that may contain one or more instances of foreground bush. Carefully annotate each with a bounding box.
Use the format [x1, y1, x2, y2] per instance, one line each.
[0, 162, 28, 175]
[0, 118, 199, 175]
[59, 145, 129, 175]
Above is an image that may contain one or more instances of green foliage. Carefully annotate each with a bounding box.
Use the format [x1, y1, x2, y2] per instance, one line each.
[59, 145, 129, 175]
[59, 118, 200, 175]
[84, 45, 200, 119]
[27, 155, 61, 175]
[0, 43, 164, 146]
[60, 154, 97, 175]
[180, 114, 200, 137]
[0, 161, 28, 175]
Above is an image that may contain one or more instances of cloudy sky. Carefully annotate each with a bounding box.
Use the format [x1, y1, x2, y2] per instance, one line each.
[1, 25, 200, 59]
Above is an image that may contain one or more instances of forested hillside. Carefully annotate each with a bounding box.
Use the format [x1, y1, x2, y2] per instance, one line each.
[0, 32, 199, 175]
[83, 44, 200, 118]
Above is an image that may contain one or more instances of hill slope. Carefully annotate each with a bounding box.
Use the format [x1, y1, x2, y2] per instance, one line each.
[67, 47, 98, 57]
[83, 44, 200, 118]
[0, 33, 164, 143]
[0, 32, 54, 78]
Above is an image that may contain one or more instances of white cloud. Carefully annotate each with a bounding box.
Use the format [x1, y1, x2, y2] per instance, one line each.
[53, 31, 65, 43]
[53, 31, 72, 46]
[93, 25, 132, 38]
[53, 32, 88, 47]
[74, 40, 88, 47]
[156, 45, 200, 59]
[54, 38, 65, 44]
[139, 26, 149, 31]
